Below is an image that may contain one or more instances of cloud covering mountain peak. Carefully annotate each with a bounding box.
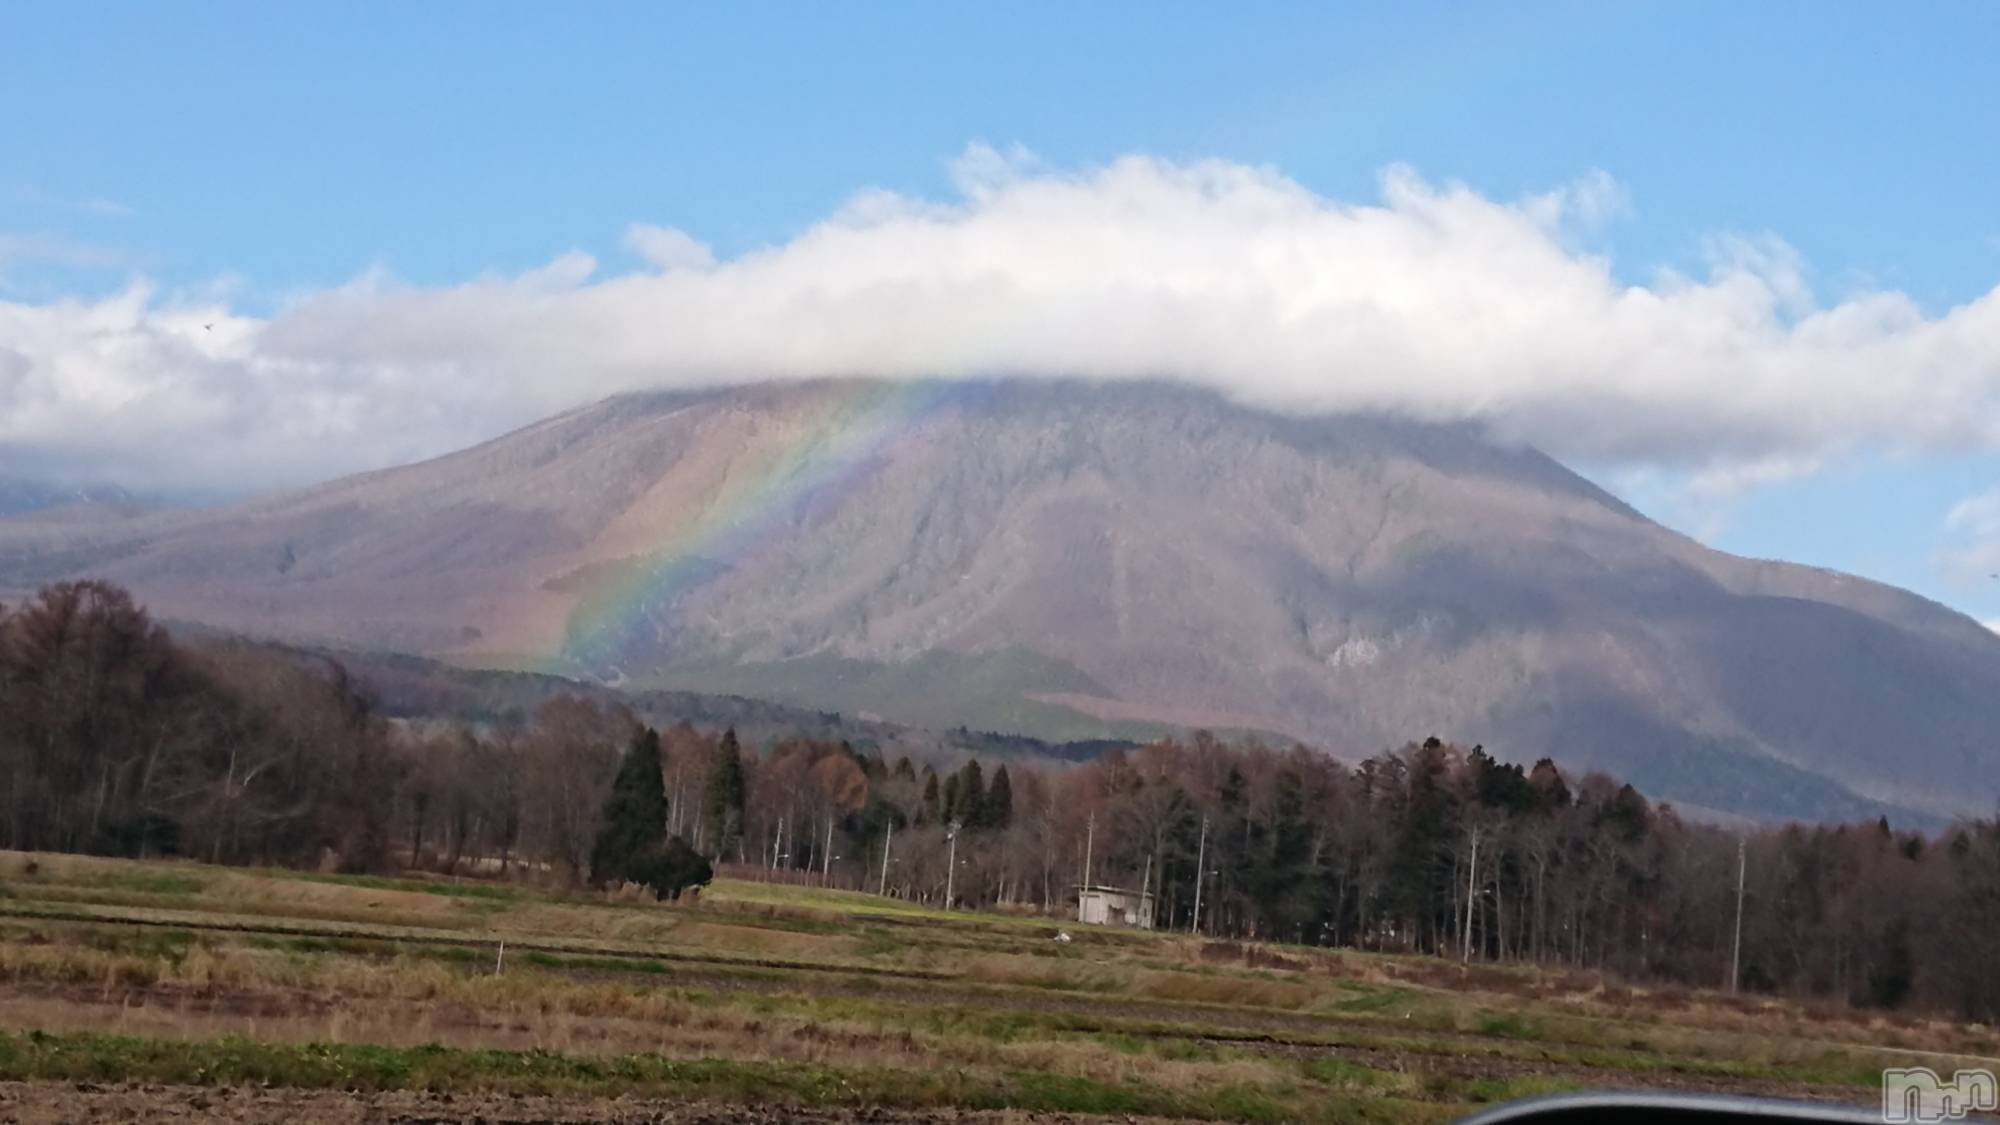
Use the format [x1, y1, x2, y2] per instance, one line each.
[4, 146, 1998, 493]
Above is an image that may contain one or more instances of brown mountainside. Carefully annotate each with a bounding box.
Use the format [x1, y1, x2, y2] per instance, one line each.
[5, 379, 1995, 822]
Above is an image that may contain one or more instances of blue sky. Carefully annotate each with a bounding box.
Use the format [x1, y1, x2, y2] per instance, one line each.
[4, 2, 1998, 624]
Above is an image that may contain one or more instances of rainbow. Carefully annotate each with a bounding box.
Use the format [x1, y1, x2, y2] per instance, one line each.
[552, 378, 987, 678]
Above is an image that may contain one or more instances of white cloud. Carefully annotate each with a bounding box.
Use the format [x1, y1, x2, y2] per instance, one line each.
[0, 233, 124, 276]
[623, 224, 715, 272]
[12, 185, 135, 219]
[1520, 168, 1629, 233]
[1605, 454, 1829, 545]
[0, 280, 578, 493]
[4, 145, 2000, 493]
[1938, 489, 2000, 586]
[1947, 491, 2000, 539]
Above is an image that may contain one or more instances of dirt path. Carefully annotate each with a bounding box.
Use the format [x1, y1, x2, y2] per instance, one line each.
[0, 1082, 1133, 1125]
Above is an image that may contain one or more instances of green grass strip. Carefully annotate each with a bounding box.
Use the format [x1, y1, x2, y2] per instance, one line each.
[0, 1030, 1454, 1124]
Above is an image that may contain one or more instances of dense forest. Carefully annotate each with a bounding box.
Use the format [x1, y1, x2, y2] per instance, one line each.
[4, 580, 1999, 1020]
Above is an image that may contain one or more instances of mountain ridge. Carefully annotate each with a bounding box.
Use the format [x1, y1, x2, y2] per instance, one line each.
[5, 378, 1996, 823]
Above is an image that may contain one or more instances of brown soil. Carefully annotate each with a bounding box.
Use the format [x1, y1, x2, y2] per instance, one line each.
[0, 1081, 1129, 1124]
[1182, 1036, 1856, 1104]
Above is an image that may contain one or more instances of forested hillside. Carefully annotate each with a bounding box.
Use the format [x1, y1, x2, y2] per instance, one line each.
[5, 579, 1999, 1021]
[308, 646, 1136, 765]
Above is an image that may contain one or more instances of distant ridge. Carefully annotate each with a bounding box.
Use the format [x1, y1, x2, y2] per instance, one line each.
[0, 476, 146, 517]
[267, 636, 1140, 765]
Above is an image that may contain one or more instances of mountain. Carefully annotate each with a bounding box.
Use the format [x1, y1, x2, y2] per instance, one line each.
[176, 635, 1133, 768]
[0, 476, 147, 518]
[5, 379, 1997, 823]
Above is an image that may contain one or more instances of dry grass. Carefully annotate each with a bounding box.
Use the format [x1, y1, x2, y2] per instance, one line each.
[0, 942, 1381, 1104]
[957, 953, 1133, 993]
[6, 850, 1998, 1117]
[662, 919, 860, 959]
[1134, 967, 1319, 1010]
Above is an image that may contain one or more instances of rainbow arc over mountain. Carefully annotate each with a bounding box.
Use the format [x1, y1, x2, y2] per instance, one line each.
[553, 379, 986, 675]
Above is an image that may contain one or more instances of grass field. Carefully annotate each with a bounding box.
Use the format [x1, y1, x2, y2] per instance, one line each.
[0, 850, 1990, 1123]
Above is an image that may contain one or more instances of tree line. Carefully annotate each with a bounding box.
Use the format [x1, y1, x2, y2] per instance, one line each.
[4, 580, 1999, 1019]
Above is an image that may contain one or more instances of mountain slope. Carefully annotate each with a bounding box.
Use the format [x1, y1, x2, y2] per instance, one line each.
[0, 477, 148, 518]
[171, 633, 1140, 768]
[5, 379, 1996, 821]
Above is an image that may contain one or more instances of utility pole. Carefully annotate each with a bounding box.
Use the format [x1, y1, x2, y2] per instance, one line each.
[879, 820, 893, 896]
[945, 821, 961, 909]
[1141, 852, 1154, 929]
[1462, 829, 1481, 962]
[1189, 816, 1207, 935]
[823, 819, 834, 885]
[1079, 813, 1094, 923]
[669, 768, 682, 836]
[1730, 836, 1747, 993]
